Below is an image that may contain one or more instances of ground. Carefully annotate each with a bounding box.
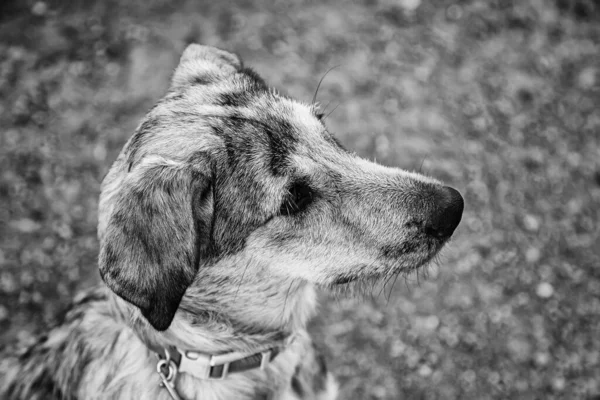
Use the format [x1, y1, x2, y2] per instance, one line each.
[0, 0, 599, 399]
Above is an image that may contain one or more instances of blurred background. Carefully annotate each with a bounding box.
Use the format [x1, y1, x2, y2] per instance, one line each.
[0, 0, 599, 398]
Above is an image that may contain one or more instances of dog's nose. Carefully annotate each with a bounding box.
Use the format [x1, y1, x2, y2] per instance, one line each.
[423, 186, 464, 239]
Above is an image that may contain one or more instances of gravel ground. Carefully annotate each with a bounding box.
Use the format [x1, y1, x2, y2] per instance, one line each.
[1, 0, 599, 399]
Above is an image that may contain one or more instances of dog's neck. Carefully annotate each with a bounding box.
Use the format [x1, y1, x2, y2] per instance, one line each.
[102, 284, 316, 399]
[107, 280, 317, 355]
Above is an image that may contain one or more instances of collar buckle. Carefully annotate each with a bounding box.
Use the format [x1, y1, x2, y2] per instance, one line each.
[156, 353, 182, 400]
[259, 350, 273, 370]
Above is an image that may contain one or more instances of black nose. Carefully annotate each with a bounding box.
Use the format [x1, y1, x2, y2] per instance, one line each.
[424, 186, 464, 239]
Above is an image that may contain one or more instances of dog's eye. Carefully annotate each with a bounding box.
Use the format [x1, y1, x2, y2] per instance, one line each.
[280, 181, 314, 216]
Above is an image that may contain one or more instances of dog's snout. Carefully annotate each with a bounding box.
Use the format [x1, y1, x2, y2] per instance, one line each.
[423, 186, 464, 239]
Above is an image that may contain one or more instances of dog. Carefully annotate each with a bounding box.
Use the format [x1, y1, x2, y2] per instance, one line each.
[0, 44, 463, 400]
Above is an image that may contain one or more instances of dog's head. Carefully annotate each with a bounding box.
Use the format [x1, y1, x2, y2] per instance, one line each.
[98, 45, 463, 331]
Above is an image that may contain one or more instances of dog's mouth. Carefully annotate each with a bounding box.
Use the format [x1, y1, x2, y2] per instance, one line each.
[333, 275, 358, 285]
[329, 239, 445, 287]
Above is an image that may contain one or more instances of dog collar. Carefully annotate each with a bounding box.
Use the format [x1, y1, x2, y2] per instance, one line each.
[156, 344, 283, 380]
[150, 333, 296, 398]
[152, 341, 291, 400]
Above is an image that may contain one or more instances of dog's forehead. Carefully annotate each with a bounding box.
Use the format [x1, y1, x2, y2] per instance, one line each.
[185, 71, 337, 164]
[196, 72, 325, 139]
[244, 93, 326, 143]
[236, 94, 341, 173]
[126, 67, 340, 178]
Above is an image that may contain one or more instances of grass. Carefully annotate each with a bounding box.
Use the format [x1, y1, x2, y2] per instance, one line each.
[1, 0, 599, 398]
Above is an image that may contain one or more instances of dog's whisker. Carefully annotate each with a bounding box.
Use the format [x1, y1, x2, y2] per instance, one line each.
[321, 100, 334, 114]
[386, 272, 402, 306]
[418, 157, 427, 174]
[377, 276, 389, 299]
[312, 65, 340, 105]
[378, 269, 395, 299]
[322, 103, 340, 121]
[403, 272, 412, 293]
[380, 268, 393, 302]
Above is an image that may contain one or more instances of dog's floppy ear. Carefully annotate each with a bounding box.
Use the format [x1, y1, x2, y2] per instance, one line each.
[171, 44, 242, 87]
[99, 158, 213, 331]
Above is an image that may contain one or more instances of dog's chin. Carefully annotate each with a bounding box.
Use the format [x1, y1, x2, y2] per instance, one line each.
[327, 246, 443, 289]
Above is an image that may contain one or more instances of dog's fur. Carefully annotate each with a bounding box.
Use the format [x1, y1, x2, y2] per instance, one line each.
[0, 45, 462, 399]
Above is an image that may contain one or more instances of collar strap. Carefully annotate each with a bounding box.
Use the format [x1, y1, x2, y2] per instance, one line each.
[153, 334, 296, 381]
[157, 346, 281, 380]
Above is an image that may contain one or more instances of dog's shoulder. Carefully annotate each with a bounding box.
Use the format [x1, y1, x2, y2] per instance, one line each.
[0, 287, 132, 400]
